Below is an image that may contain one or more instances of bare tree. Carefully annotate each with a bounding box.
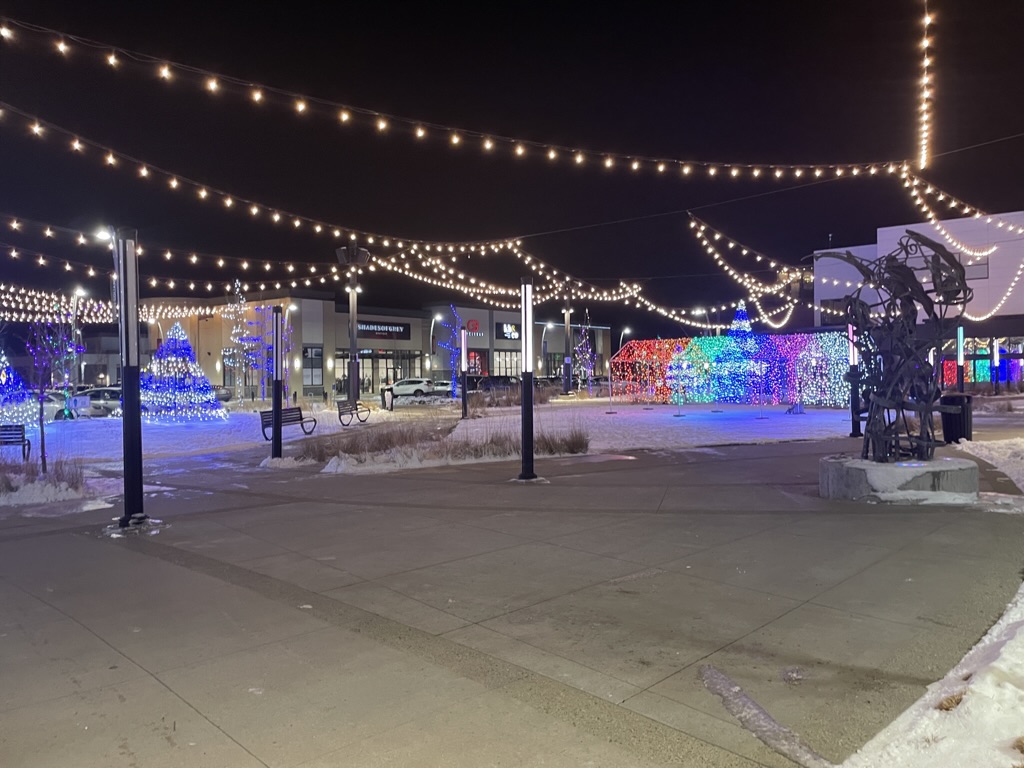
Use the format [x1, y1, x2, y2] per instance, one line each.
[23, 321, 79, 474]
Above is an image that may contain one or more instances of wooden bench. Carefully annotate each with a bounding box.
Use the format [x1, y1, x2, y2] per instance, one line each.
[0, 424, 31, 461]
[259, 407, 317, 441]
[337, 399, 370, 427]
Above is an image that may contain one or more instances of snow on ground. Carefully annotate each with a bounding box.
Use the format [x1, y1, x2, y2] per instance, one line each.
[957, 437, 1024, 495]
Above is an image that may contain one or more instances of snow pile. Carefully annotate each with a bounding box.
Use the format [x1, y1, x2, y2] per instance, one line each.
[957, 438, 1024, 491]
[0, 478, 84, 506]
[842, 582, 1024, 768]
[258, 456, 317, 469]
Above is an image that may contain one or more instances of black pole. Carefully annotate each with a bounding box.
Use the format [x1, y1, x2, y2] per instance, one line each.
[519, 277, 536, 480]
[114, 230, 144, 528]
[461, 326, 468, 420]
[271, 305, 283, 458]
[848, 364, 862, 438]
[562, 288, 572, 395]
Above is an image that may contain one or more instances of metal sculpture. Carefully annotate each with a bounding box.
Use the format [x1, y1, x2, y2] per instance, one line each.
[818, 230, 972, 462]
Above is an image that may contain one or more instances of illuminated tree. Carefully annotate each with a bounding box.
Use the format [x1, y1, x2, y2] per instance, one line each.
[437, 305, 464, 395]
[24, 321, 81, 473]
[141, 323, 227, 422]
[0, 347, 36, 426]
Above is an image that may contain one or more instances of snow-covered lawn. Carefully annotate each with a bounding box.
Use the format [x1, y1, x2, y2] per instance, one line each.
[13, 399, 853, 462]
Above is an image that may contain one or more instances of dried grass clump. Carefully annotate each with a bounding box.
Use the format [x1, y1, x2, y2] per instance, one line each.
[1012, 736, 1024, 755]
[936, 691, 965, 711]
[298, 419, 459, 462]
[535, 424, 589, 454]
[0, 454, 83, 493]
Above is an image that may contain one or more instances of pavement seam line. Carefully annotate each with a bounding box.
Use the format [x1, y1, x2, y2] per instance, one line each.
[112, 532, 762, 768]
[1, 569, 275, 768]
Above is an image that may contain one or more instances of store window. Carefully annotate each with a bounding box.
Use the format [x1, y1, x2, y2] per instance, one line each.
[303, 346, 323, 387]
[492, 350, 522, 376]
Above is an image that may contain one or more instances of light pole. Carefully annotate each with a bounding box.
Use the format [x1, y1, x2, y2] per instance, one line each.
[427, 312, 443, 373]
[460, 325, 468, 420]
[518, 277, 536, 480]
[562, 286, 572, 395]
[618, 326, 631, 352]
[271, 305, 284, 459]
[70, 286, 86, 394]
[539, 322, 554, 372]
[337, 244, 370, 403]
[100, 226, 144, 528]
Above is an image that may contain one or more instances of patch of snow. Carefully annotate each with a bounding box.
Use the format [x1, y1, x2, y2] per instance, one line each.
[870, 490, 978, 505]
[258, 456, 317, 469]
[842, 581, 1024, 768]
[957, 438, 1024, 493]
[0, 479, 83, 507]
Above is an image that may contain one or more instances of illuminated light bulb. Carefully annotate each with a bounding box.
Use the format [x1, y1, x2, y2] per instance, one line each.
[107, 52, 118, 67]
[249, 205, 259, 216]
[206, 283, 212, 291]
[339, 110, 350, 122]
[30, 123, 43, 136]
[217, 259, 224, 267]
[547, 149, 557, 160]
[190, 254, 198, 263]
[105, 153, 117, 166]
[272, 213, 281, 222]
[657, 163, 666, 173]
[481, 137, 494, 150]
[334, 229, 342, 237]
[314, 224, 323, 233]
[293, 219, 301, 228]
[198, 188, 208, 199]
[730, 167, 739, 177]
[0, 26, 12, 40]
[77, 234, 86, 245]
[159, 64, 172, 80]
[206, 77, 219, 92]
[164, 250, 172, 260]
[708, 166, 717, 176]
[450, 133, 461, 145]
[774, 168, 784, 178]
[44, 228, 54, 238]
[71, 138, 83, 151]
[139, 166, 149, 177]
[224, 197, 233, 207]
[814, 168, 823, 177]
[604, 157, 614, 168]
[631, 160, 640, 171]
[415, 126, 426, 138]
[251, 89, 263, 103]
[376, 118, 388, 131]
[295, 99, 307, 113]
[57, 40, 69, 54]
[574, 152, 584, 164]
[169, 177, 179, 189]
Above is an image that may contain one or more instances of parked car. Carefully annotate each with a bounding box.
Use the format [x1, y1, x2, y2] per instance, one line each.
[479, 375, 521, 394]
[454, 375, 484, 398]
[213, 386, 233, 402]
[390, 378, 435, 397]
[78, 387, 122, 417]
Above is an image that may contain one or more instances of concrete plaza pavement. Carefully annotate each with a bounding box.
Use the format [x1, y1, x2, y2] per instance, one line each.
[2, 436, 1023, 767]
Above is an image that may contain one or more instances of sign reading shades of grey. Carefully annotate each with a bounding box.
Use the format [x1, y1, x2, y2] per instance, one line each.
[358, 321, 411, 340]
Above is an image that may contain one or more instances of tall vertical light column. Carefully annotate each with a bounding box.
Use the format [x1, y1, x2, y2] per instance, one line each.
[562, 286, 572, 395]
[519, 277, 536, 480]
[112, 228, 144, 528]
[460, 326, 468, 420]
[847, 323, 862, 438]
[271, 305, 283, 459]
[956, 325, 965, 392]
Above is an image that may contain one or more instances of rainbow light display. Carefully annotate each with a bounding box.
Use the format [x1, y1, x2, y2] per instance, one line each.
[140, 322, 227, 422]
[0, 348, 37, 425]
[611, 307, 850, 407]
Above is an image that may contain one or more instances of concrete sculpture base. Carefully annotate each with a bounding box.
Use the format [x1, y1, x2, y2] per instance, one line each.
[819, 454, 978, 502]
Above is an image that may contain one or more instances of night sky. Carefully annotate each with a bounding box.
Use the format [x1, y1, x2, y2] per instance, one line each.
[0, 1, 1021, 337]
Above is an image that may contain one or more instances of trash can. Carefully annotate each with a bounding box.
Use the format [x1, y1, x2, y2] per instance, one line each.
[939, 394, 973, 443]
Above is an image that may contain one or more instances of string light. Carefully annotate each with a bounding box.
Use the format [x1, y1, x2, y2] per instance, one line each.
[0, 17, 901, 181]
[919, 3, 933, 168]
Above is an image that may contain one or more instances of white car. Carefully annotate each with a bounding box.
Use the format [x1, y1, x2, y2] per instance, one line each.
[390, 378, 435, 397]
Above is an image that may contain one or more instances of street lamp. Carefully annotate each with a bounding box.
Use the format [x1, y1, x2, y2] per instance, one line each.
[427, 312, 443, 372]
[619, 326, 631, 351]
[539, 321, 554, 371]
[337, 245, 370, 403]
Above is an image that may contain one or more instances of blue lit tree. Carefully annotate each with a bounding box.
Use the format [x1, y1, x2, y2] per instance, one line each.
[0, 347, 36, 425]
[141, 323, 227, 422]
[714, 302, 759, 403]
[436, 305, 463, 395]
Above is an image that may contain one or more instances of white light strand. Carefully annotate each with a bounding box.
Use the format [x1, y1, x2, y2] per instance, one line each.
[0, 18, 903, 181]
[962, 257, 1024, 321]
[919, 3, 933, 169]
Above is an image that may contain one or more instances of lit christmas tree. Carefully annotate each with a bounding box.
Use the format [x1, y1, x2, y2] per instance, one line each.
[573, 310, 596, 385]
[437, 305, 464, 395]
[0, 348, 36, 425]
[715, 302, 760, 403]
[141, 323, 227, 422]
